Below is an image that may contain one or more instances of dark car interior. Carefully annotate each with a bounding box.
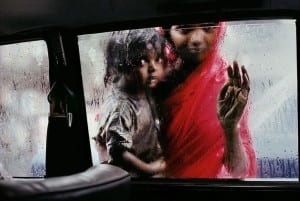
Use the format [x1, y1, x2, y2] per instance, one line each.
[0, 0, 300, 200]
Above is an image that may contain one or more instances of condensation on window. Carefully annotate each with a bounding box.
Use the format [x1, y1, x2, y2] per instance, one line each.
[0, 41, 49, 177]
[78, 33, 112, 165]
[79, 20, 298, 179]
[221, 20, 298, 178]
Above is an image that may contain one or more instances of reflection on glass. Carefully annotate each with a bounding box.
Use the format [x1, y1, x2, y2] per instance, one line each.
[0, 41, 49, 177]
[79, 20, 298, 179]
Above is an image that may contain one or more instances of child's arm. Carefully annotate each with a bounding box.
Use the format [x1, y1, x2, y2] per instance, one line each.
[96, 101, 165, 176]
[122, 151, 166, 175]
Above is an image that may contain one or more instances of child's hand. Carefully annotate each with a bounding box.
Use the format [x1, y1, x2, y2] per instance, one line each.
[122, 151, 166, 176]
[149, 158, 166, 174]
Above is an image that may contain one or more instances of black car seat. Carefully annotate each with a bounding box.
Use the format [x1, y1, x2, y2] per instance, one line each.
[0, 164, 130, 201]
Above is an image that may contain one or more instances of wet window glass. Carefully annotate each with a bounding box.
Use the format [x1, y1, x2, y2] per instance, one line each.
[221, 20, 298, 179]
[0, 41, 49, 177]
[78, 19, 298, 180]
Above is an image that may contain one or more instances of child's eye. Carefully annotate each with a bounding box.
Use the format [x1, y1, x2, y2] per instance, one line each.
[140, 59, 146, 65]
[133, 57, 148, 67]
[137, 59, 148, 68]
[155, 56, 163, 63]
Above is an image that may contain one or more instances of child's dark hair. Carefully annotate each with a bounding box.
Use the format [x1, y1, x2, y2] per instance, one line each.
[104, 28, 168, 87]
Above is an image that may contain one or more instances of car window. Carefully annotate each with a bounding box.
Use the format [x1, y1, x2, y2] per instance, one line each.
[0, 40, 49, 177]
[78, 19, 298, 179]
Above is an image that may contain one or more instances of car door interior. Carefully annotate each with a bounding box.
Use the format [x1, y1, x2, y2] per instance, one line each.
[0, 1, 300, 201]
[0, 164, 130, 201]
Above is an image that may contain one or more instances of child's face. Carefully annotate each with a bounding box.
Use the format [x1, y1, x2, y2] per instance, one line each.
[137, 47, 166, 89]
[169, 23, 218, 65]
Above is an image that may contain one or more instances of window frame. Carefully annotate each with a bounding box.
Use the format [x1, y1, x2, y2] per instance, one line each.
[0, 4, 299, 199]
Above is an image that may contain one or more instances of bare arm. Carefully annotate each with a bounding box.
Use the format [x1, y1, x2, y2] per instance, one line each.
[223, 126, 248, 176]
[122, 151, 166, 175]
[94, 103, 166, 176]
[217, 61, 250, 176]
[94, 138, 166, 176]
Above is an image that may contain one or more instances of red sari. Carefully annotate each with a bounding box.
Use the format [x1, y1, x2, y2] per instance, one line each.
[163, 23, 256, 178]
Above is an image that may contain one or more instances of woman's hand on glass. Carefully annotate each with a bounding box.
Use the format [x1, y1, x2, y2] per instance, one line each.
[217, 61, 250, 130]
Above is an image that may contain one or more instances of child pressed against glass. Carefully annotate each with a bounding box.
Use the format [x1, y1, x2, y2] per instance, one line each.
[93, 28, 168, 177]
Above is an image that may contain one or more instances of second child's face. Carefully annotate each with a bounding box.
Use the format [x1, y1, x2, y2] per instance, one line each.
[169, 23, 218, 65]
[138, 47, 166, 89]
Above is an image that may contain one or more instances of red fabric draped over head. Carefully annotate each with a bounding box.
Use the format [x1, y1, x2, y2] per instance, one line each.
[163, 22, 256, 178]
